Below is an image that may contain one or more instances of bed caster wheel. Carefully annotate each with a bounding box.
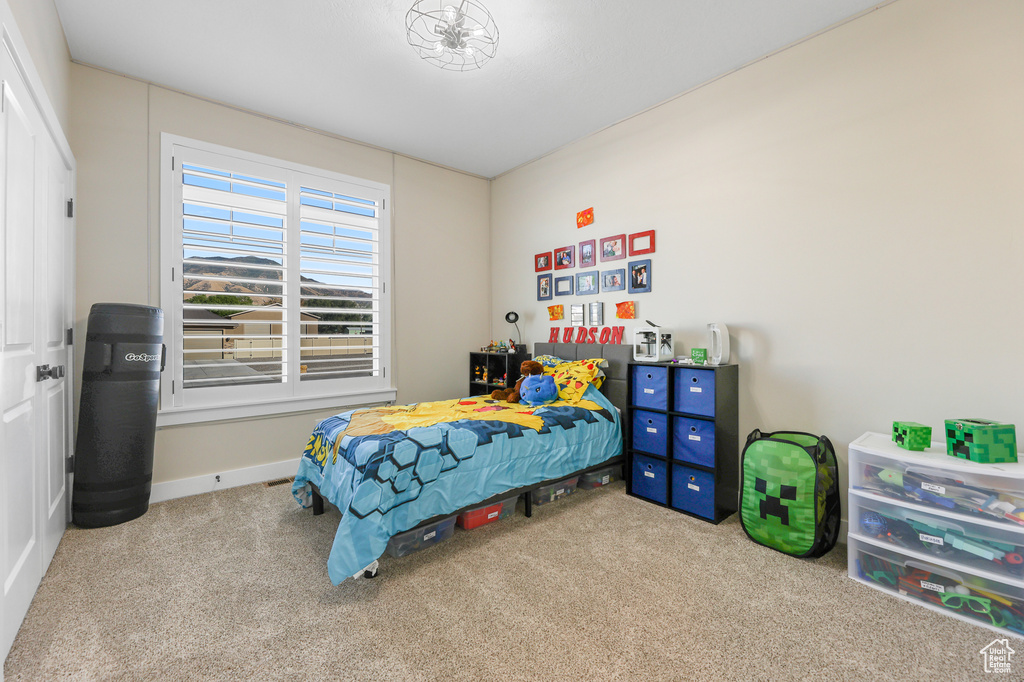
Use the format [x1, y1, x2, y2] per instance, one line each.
[363, 567, 378, 579]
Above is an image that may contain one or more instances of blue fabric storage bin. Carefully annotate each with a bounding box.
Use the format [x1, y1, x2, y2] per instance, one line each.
[632, 455, 667, 504]
[672, 416, 716, 468]
[673, 368, 716, 417]
[671, 464, 715, 519]
[632, 409, 668, 456]
[631, 365, 668, 410]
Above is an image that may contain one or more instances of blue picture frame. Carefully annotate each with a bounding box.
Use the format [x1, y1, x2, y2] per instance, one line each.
[628, 259, 651, 294]
[601, 268, 625, 292]
[537, 273, 552, 301]
[576, 270, 599, 296]
[554, 276, 574, 296]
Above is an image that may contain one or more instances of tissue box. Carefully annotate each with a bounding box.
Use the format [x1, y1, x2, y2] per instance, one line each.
[892, 421, 932, 451]
[945, 419, 1018, 464]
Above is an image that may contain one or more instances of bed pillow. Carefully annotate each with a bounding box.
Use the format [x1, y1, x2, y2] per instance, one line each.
[533, 354, 568, 370]
[546, 358, 607, 403]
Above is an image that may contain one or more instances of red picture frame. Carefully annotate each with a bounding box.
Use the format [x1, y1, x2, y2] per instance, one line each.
[579, 239, 596, 267]
[599, 234, 626, 262]
[535, 251, 552, 272]
[628, 230, 656, 256]
[553, 245, 575, 270]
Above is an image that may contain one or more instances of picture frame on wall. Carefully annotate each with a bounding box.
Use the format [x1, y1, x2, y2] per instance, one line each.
[535, 252, 552, 272]
[554, 276, 574, 296]
[601, 268, 625, 292]
[628, 259, 651, 294]
[554, 245, 575, 269]
[600, 234, 626, 261]
[537, 273, 552, 301]
[628, 230, 656, 256]
[576, 270, 599, 295]
[589, 302, 604, 326]
[579, 239, 596, 267]
[570, 304, 585, 327]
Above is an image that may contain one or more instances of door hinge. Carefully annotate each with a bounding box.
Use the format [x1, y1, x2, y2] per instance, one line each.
[171, 380, 175, 394]
[171, 267, 175, 282]
[66, 456, 75, 474]
[383, 366, 386, 378]
[172, 156, 176, 170]
[66, 327, 73, 345]
[66, 198, 74, 218]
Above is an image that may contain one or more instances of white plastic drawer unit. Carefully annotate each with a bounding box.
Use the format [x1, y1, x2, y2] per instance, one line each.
[848, 431, 1024, 639]
[849, 432, 1024, 527]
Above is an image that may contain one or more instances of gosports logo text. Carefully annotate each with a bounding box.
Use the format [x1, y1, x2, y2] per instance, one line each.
[124, 353, 160, 363]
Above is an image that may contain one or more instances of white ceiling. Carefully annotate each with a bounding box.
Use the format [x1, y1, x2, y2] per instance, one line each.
[54, 0, 883, 178]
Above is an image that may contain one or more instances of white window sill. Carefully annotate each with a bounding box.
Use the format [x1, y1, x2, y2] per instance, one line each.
[156, 387, 398, 428]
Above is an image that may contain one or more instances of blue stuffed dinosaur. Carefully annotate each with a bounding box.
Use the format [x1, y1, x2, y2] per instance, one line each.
[519, 374, 558, 406]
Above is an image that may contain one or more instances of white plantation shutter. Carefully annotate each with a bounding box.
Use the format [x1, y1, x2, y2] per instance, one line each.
[160, 136, 392, 421]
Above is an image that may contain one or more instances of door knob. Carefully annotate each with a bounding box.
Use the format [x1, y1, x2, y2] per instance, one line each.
[36, 364, 65, 382]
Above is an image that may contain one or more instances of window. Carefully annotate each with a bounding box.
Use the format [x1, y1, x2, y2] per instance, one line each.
[159, 135, 394, 425]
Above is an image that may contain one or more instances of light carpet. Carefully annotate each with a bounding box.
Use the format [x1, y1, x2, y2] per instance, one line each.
[4, 481, 1005, 681]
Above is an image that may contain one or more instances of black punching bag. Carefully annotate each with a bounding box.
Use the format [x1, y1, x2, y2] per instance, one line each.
[73, 303, 165, 528]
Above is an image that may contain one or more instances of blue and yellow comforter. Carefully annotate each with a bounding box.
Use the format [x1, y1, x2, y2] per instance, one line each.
[293, 385, 622, 583]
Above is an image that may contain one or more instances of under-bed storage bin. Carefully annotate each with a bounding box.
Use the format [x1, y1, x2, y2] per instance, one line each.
[632, 455, 667, 504]
[672, 368, 716, 417]
[672, 416, 715, 468]
[531, 477, 579, 506]
[851, 492, 1024, 582]
[848, 536, 1024, 638]
[386, 516, 457, 558]
[671, 464, 715, 520]
[578, 464, 621, 489]
[632, 410, 668, 456]
[457, 496, 517, 530]
[631, 365, 668, 410]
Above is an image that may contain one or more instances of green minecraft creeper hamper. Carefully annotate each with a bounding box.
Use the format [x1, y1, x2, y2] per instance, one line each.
[740, 430, 841, 558]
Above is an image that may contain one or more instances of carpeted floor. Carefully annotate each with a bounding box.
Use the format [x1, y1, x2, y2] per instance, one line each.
[3, 480, 1006, 681]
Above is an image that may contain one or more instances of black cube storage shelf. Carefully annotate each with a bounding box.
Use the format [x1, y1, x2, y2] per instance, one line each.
[469, 351, 531, 397]
[626, 362, 739, 524]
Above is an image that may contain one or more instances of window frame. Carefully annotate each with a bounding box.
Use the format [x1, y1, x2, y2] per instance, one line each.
[158, 134, 395, 426]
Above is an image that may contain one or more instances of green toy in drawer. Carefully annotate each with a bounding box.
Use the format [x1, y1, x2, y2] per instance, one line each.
[892, 421, 931, 451]
[945, 419, 1018, 464]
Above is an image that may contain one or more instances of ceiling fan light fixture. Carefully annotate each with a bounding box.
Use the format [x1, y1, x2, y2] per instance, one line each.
[406, 0, 499, 71]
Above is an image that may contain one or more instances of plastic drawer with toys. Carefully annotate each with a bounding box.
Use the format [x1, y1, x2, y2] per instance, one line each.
[530, 476, 579, 506]
[849, 536, 1024, 638]
[850, 491, 1024, 582]
[849, 432, 1024, 527]
[385, 516, 457, 558]
[578, 464, 621, 489]
[456, 496, 517, 530]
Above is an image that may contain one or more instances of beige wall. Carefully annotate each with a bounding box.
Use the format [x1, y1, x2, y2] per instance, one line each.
[5, 0, 69, 130]
[491, 0, 1024, 508]
[69, 64, 490, 484]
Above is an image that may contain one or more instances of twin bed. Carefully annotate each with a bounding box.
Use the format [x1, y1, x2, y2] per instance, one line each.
[292, 342, 630, 584]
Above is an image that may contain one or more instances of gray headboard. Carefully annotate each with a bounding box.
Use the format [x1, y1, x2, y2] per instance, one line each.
[533, 342, 631, 415]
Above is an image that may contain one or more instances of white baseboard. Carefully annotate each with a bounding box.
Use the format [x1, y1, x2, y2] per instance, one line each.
[150, 458, 300, 504]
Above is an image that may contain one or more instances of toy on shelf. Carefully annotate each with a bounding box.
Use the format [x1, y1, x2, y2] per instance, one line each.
[945, 419, 1018, 464]
[892, 421, 932, 451]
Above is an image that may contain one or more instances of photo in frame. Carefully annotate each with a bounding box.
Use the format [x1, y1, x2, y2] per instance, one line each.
[579, 239, 596, 267]
[628, 259, 651, 294]
[554, 276, 574, 297]
[628, 230, 656, 256]
[535, 252, 552, 272]
[600, 234, 626, 262]
[537, 273, 552, 301]
[554, 245, 575, 269]
[576, 270, 599, 295]
[601, 268, 625, 292]
[570, 304, 585, 327]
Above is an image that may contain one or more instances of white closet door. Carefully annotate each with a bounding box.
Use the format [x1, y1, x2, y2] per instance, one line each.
[0, 38, 74, 662]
